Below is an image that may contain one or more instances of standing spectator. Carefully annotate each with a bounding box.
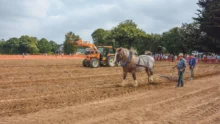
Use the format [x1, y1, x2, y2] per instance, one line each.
[217, 54, 220, 60]
[186, 54, 189, 60]
[171, 54, 175, 62]
[160, 54, 162, 61]
[173, 53, 187, 87]
[165, 55, 168, 60]
[203, 54, 206, 59]
[189, 54, 197, 80]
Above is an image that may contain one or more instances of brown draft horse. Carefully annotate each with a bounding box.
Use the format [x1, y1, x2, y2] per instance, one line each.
[114, 48, 155, 86]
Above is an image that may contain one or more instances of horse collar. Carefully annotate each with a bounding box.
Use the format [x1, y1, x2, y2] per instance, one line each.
[120, 51, 132, 67]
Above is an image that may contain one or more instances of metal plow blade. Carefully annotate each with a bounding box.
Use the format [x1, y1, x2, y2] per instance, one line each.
[159, 75, 178, 81]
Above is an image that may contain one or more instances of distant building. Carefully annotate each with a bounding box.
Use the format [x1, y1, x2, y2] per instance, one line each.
[76, 48, 86, 54]
[56, 44, 64, 54]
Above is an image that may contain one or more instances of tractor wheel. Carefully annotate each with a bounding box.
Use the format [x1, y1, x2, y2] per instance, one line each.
[90, 58, 100, 68]
[107, 56, 115, 67]
[82, 59, 89, 67]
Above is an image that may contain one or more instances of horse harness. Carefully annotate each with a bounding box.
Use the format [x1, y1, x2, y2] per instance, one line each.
[136, 57, 148, 68]
[120, 51, 148, 68]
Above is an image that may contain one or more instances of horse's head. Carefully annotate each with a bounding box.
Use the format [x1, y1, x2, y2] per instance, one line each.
[114, 48, 129, 64]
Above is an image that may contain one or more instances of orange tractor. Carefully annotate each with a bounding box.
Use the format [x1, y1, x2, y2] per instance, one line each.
[73, 39, 116, 68]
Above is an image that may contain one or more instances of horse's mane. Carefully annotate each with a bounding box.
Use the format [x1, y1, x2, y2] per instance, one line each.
[119, 48, 137, 63]
[121, 48, 130, 58]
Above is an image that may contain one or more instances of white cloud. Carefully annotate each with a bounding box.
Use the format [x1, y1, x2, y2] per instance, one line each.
[22, 0, 51, 18]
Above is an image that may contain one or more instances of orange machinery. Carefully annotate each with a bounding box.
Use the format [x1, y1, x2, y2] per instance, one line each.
[73, 39, 116, 68]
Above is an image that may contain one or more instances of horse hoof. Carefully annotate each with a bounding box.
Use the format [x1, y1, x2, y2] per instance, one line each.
[149, 77, 154, 82]
[121, 80, 126, 87]
[133, 80, 138, 87]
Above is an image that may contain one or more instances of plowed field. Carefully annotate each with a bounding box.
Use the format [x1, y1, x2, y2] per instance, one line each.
[0, 59, 219, 124]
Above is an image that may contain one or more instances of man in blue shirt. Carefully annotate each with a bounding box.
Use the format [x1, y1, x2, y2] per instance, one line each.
[217, 55, 220, 60]
[189, 54, 197, 80]
[173, 53, 187, 87]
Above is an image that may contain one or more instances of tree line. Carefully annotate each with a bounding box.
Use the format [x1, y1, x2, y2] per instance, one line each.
[1, 0, 219, 55]
[0, 36, 59, 54]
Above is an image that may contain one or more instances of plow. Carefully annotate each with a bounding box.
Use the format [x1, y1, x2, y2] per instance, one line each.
[158, 74, 178, 81]
[158, 67, 178, 81]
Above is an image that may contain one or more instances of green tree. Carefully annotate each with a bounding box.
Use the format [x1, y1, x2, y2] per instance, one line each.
[162, 27, 186, 55]
[162, 22, 211, 54]
[91, 28, 110, 46]
[0, 39, 6, 54]
[49, 40, 59, 53]
[19, 36, 39, 54]
[91, 20, 158, 54]
[102, 30, 115, 46]
[111, 20, 147, 48]
[181, 22, 207, 52]
[64, 32, 80, 54]
[4, 38, 20, 54]
[149, 33, 162, 53]
[134, 34, 153, 54]
[28, 43, 39, 54]
[38, 38, 51, 53]
[194, 0, 220, 52]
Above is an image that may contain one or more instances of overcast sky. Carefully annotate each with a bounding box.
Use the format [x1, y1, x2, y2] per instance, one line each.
[0, 0, 199, 44]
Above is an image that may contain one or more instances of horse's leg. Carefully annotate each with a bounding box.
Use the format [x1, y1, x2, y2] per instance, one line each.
[145, 68, 151, 83]
[132, 71, 138, 87]
[122, 71, 127, 86]
[149, 68, 154, 82]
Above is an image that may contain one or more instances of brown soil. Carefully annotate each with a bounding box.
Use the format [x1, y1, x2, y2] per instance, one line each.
[0, 59, 219, 124]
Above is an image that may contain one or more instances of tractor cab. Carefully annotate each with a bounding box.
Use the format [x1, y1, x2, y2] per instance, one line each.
[84, 48, 92, 55]
[97, 46, 115, 66]
[98, 47, 114, 59]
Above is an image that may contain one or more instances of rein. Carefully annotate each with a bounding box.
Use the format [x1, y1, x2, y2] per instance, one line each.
[120, 51, 132, 67]
[136, 56, 148, 68]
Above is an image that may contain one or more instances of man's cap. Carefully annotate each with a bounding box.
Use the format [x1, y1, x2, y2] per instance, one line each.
[178, 53, 184, 56]
[145, 51, 152, 55]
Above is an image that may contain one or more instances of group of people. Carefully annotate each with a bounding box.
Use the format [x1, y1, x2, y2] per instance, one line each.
[173, 53, 197, 87]
[152, 53, 193, 62]
[152, 53, 220, 63]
